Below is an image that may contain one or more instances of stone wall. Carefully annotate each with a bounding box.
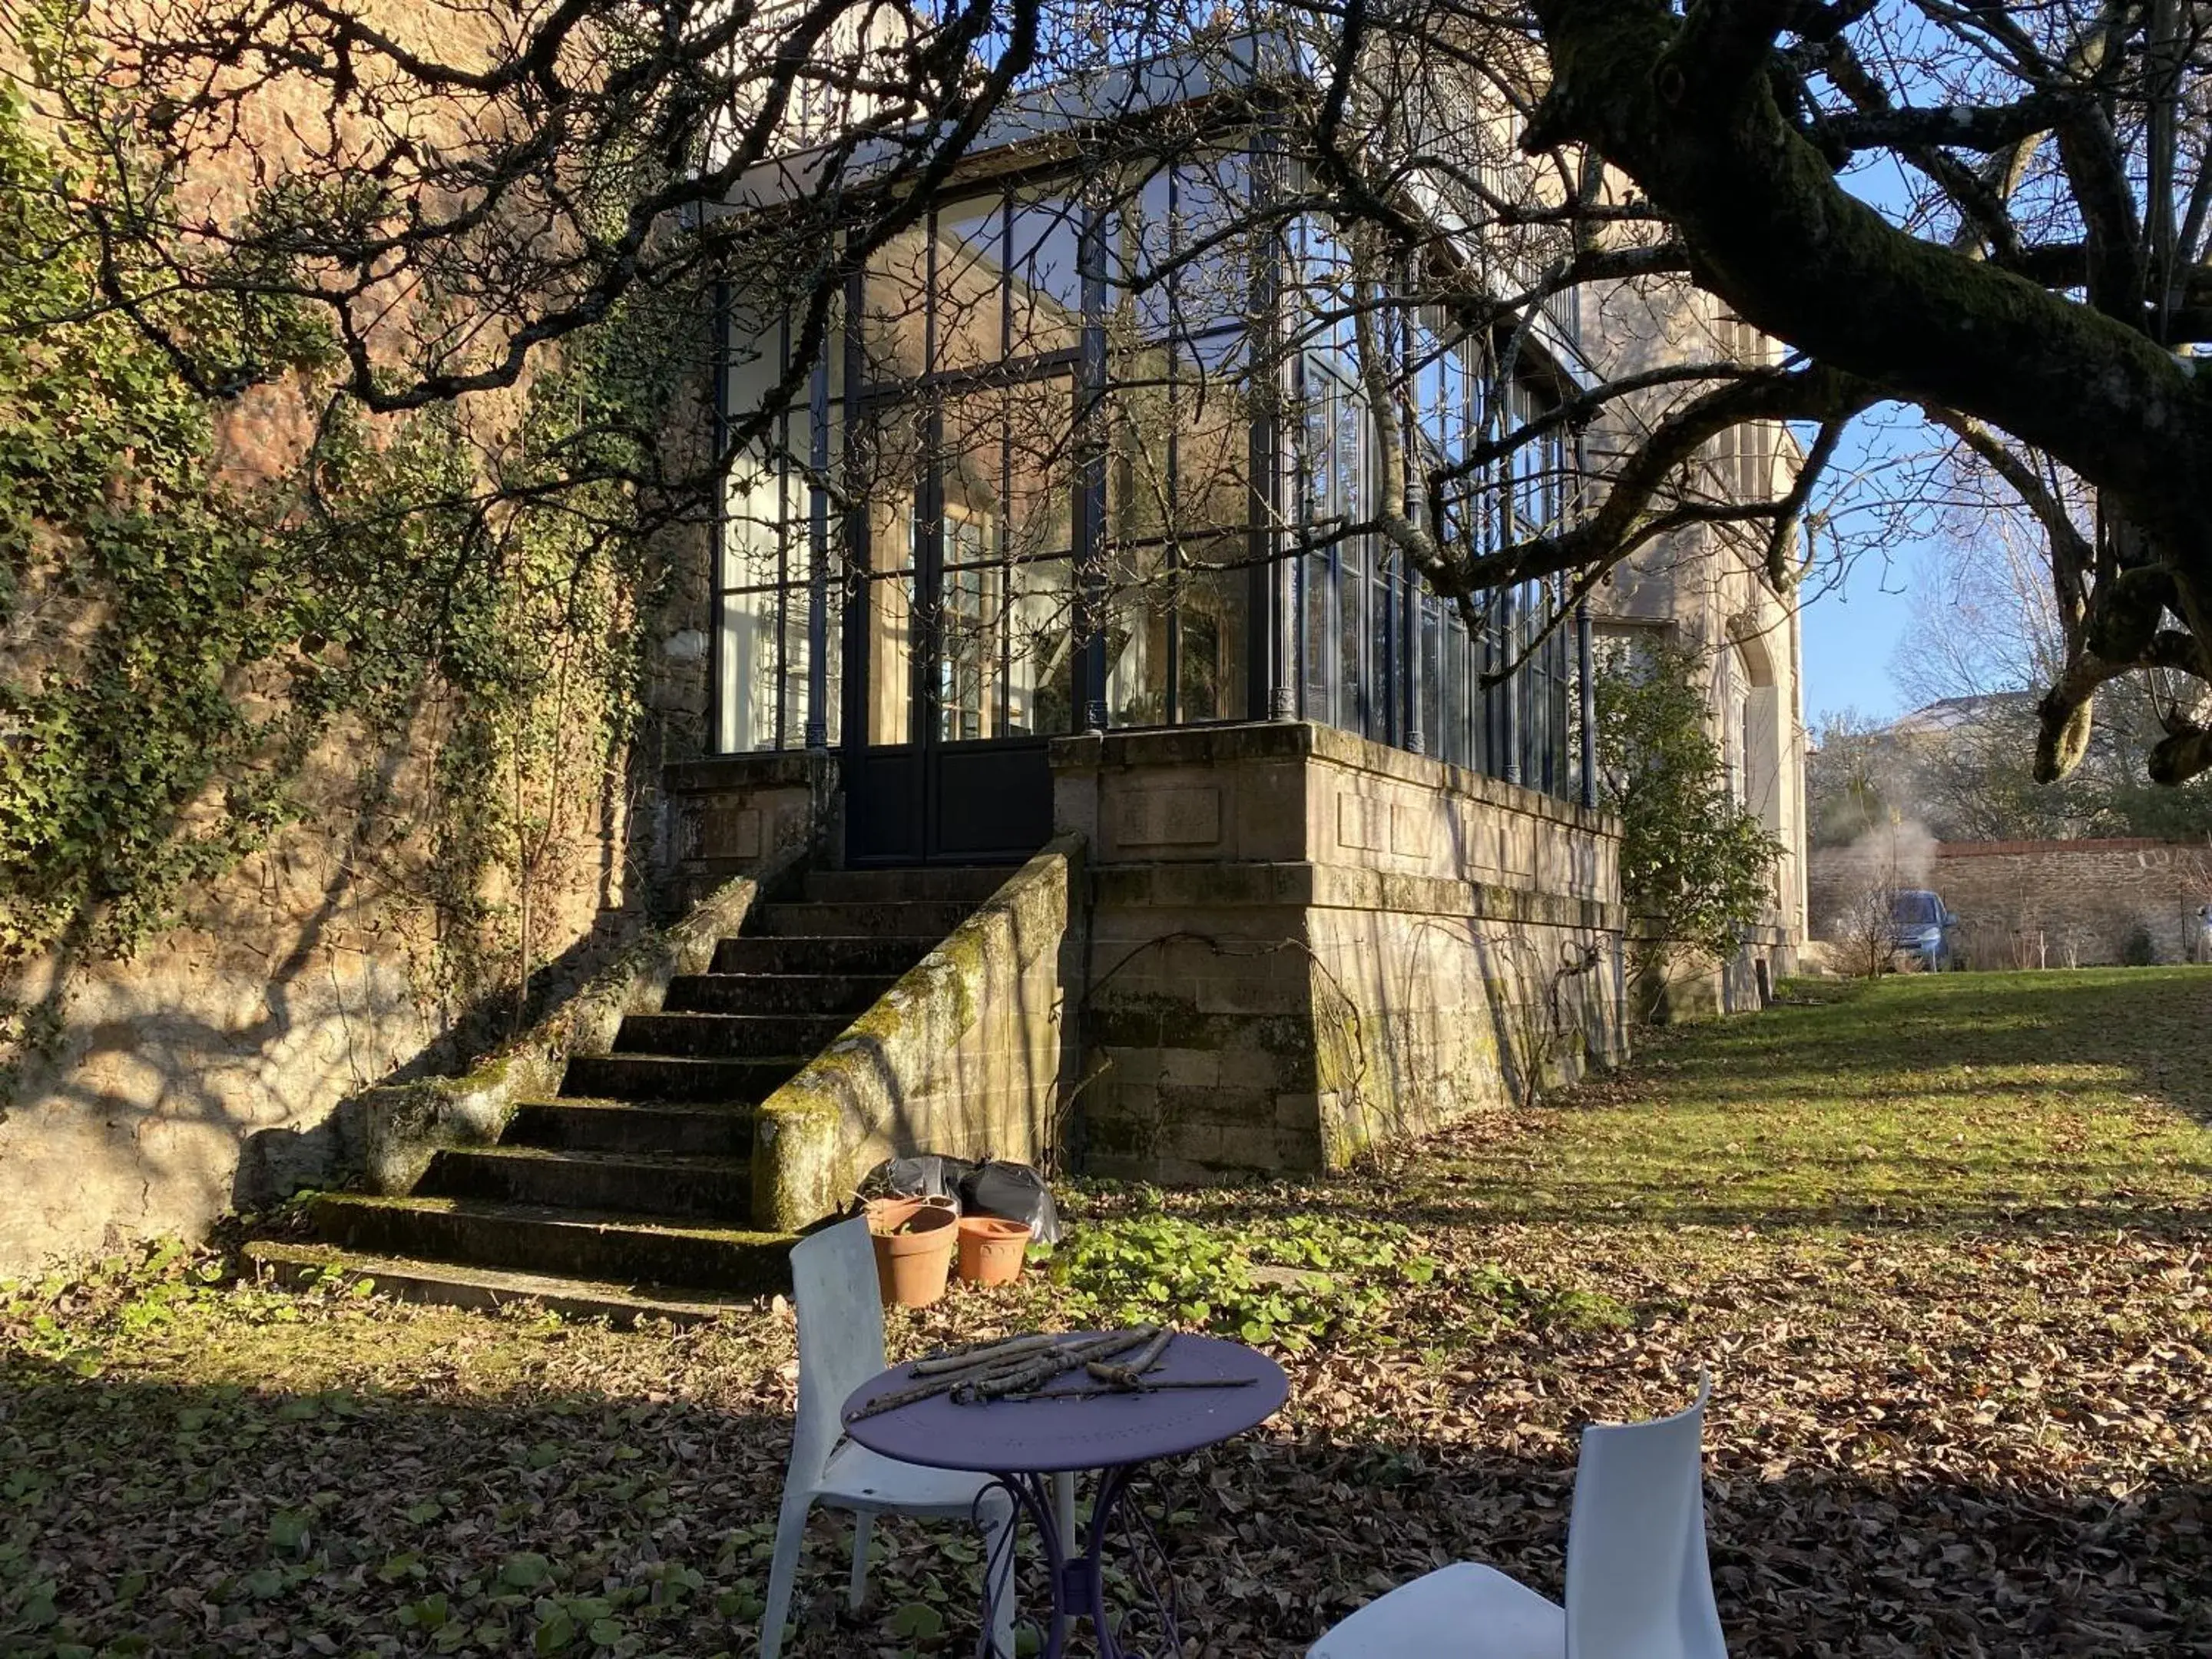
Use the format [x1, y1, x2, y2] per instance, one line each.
[661, 750, 837, 893]
[0, 776, 651, 1272]
[1053, 722, 1626, 1181]
[750, 839, 1078, 1230]
[1809, 838, 2212, 967]
[1, 496, 719, 1280]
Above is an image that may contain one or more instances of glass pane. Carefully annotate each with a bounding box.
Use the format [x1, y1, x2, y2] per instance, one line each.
[1108, 379, 1173, 548]
[1172, 153, 1250, 333]
[721, 445, 786, 593]
[1301, 549, 1330, 721]
[860, 406, 922, 746]
[1174, 355, 1251, 538]
[1007, 191, 1083, 359]
[1005, 375, 1075, 558]
[859, 225, 931, 385]
[1174, 558, 1248, 722]
[854, 405, 922, 573]
[1337, 542, 1369, 737]
[1291, 214, 1351, 359]
[1108, 166, 1174, 340]
[939, 558, 1001, 741]
[1442, 615, 1469, 769]
[1107, 571, 1171, 727]
[781, 567, 843, 747]
[936, 194, 1005, 374]
[718, 587, 780, 752]
[1008, 556, 1075, 736]
[1420, 597, 1443, 757]
[866, 571, 916, 745]
[939, 389, 1004, 536]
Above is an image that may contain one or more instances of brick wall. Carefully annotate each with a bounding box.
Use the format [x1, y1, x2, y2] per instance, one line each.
[1809, 838, 2212, 967]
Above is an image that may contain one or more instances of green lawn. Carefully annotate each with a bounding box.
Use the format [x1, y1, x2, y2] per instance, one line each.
[4, 969, 2209, 1657]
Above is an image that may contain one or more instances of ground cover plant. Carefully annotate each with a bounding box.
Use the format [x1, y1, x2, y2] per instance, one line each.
[3, 967, 2207, 1656]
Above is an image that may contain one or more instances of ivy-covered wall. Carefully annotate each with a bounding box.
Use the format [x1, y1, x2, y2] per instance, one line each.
[0, 78, 716, 1269]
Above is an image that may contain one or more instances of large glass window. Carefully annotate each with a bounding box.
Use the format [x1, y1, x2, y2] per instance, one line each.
[716, 318, 843, 753]
[714, 141, 1588, 803]
[1100, 154, 1259, 726]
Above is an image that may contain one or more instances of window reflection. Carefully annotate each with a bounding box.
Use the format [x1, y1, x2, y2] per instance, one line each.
[716, 144, 1583, 800]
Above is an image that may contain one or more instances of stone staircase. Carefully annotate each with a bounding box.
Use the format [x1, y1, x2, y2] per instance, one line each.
[247, 864, 1013, 1323]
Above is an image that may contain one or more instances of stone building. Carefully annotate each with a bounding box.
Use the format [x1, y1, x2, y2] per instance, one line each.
[4, 30, 1807, 1283]
[1578, 283, 1813, 1010]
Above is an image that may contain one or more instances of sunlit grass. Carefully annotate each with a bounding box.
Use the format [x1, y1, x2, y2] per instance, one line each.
[1429, 967, 2212, 1235]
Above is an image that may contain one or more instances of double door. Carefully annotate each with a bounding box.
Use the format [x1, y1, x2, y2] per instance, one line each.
[842, 378, 1077, 864]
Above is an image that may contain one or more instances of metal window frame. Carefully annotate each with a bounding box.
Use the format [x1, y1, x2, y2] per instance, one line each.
[709, 128, 1594, 801]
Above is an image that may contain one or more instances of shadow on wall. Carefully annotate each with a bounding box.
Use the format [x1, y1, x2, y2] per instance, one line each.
[227, 915, 658, 1210]
[0, 721, 665, 1270]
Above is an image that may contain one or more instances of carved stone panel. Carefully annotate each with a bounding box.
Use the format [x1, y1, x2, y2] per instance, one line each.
[1117, 786, 1223, 848]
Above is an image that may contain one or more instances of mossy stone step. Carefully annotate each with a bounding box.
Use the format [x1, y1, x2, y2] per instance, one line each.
[803, 866, 1011, 903]
[310, 1194, 792, 1292]
[753, 899, 982, 939]
[416, 1145, 752, 1220]
[611, 1010, 853, 1059]
[243, 1240, 773, 1326]
[661, 971, 897, 1016]
[559, 1051, 801, 1102]
[708, 935, 940, 976]
[502, 1099, 753, 1156]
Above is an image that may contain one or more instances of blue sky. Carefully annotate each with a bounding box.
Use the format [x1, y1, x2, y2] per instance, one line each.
[1800, 541, 1917, 724]
[1793, 151, 1942, 728]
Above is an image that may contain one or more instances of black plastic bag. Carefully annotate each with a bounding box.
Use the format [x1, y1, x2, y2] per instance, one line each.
[858, 1154, 979, 1204]
[956, 1160, 1062, 1245]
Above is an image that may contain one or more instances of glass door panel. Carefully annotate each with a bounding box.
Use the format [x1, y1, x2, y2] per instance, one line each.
[939, 553, 1000, 741]
[1007, 555, 1074, 736]
[856, 402, 921, 746]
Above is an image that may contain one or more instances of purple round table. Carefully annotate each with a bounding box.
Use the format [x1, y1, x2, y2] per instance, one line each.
[843, 1333, 1287, 1657]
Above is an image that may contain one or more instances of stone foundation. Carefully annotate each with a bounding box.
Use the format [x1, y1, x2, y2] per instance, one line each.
[661, 750, 837, 894]
[1052, 723, 1626, 1179]
[1634, 923, 1797, 1022]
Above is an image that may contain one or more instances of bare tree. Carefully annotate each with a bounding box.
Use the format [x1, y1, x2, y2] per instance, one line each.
[15, 0, 2212, 802]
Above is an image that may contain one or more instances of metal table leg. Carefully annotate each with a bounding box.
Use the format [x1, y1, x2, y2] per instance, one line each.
[983, 1467, 1181, 1659]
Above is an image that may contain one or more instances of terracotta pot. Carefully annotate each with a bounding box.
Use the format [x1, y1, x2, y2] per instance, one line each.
[956, 1215, 1031, 1288]
[866, 1199, 956, 1307]
[864, 1196, 925, 1233]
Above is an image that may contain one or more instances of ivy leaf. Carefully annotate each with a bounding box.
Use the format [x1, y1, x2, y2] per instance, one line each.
[889, 1602, 945, 1640]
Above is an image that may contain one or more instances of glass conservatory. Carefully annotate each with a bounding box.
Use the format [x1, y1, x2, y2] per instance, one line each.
[715, 104, 1594, 863]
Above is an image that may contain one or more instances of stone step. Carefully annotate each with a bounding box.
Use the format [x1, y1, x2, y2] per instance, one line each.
[612, 1011, 853, 1059]
[309, 1194, 790, 1292]
[503, 1099, 754, 1157]
[708, 935, 939, 976]
[662, 971, 896, 1017]
[418, 1146, 752, 1220]
[243, 1240, 769, 1328]
[753, 899, 980, 939]
[805, 866, 1012, 903]
[560, 1051, 800, 1102]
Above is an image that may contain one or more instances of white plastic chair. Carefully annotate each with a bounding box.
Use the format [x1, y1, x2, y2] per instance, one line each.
[760, 1217, 1017, 1659]
[1308, 1376, 1724, 1659]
